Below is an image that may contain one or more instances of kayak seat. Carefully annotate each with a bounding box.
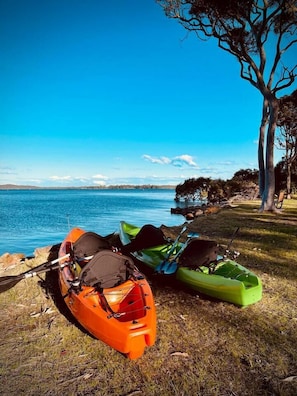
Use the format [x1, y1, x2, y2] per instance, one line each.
[73, 231, 111, 266]
[122, 224, 166, 253]
[178, 239, 219, 269]
[79, 250, 134, 289]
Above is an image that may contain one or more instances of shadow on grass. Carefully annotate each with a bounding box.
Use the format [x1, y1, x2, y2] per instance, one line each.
[186, 204, 297, 281]
[38, 244, 93, 337]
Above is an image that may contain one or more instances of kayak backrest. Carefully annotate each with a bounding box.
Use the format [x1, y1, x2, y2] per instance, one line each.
[178, 239, 218, 268]
[79, 250, 133, 289]
[73, 232, 110, 261]
[123, 224, 166, 252]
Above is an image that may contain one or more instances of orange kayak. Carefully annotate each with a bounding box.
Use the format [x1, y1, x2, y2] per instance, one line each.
[58, 228, 156, 359]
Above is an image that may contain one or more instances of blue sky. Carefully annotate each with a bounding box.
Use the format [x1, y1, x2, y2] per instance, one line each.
[0, 0, 290, 187]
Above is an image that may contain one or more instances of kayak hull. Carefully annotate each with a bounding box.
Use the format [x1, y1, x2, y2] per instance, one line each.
[119, 221, 262, 307]
[58, 227, 157, 359]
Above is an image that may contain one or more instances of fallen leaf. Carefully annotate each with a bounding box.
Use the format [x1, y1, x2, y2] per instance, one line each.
[282, 376, 297, 382]
[171, 352, 189, 357]
[30, 312, 41, 318]
[83, 373, 93, 380]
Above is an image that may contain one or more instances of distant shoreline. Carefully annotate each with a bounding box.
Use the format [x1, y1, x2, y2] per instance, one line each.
[0, 184, 176, 190]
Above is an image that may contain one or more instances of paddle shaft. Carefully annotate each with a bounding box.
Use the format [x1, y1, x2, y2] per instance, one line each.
[0, 253, 70, 293]
[164, 226, 187, 261]
[154, 226, 187, 273]
[171, 234, 194, 261]
[225, 227, 240, 255]
[23, 254, 70, 276]
[159, 233, 197, 274]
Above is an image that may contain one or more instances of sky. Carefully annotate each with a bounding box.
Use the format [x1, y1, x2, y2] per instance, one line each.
[0, 0, 294, 187]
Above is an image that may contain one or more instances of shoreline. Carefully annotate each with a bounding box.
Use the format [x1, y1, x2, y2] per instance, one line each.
[0, 184, 176, 190]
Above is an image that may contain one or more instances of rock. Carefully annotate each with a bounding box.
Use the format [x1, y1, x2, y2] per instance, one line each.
[34, 245, 53, 258]
[0, 252, 25, 269]
[171, 205, 202, 216]
[185, 212, 195, 220]
[194, 209, 204, 217]
[34, 243, 61, 261]
[204, 206, 221, 215]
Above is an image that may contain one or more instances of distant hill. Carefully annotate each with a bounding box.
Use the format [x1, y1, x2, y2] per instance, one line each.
[0, 184, 41, 190]
[0, 184, 176, 190]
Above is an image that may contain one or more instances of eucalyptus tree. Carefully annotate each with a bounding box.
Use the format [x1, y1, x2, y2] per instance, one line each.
[175, 177, 211, 201]
[276, 89, 297, 197]
[157, 0, 297, 211]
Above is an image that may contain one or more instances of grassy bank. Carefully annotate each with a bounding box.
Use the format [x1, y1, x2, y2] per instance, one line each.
[0, 199, 296, 395]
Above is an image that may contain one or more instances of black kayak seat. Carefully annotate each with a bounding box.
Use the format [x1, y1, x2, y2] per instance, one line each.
[123, 224, 166, 253]
[178, 239, 219, 268]
[79, 250, 134, 289]
[73, 232, 110, 263]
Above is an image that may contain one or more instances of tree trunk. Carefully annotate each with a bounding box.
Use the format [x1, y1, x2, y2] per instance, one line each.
[258, 98, 268, 197]
[260, 97, 279, 211]
[287, 161, 292, 199]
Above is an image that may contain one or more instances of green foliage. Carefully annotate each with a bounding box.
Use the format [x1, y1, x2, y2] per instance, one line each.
[232, 168, 259, 183]
[275, 160, 297, 193]
[278, 89, 297, 130]
[175, 177, 211, 201]
[190, 0, 254, 25]
[175, 169, 259, 202]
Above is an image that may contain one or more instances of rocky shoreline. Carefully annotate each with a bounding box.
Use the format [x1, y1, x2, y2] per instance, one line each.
[171, 200, 234, 220]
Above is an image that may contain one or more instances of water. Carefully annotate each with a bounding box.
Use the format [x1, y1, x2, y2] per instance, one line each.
[0, 189, 184, 256]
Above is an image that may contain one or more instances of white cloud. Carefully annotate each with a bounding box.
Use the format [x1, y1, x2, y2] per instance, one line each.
[171, 155, 198, 168]
[49, 175, 72, 181]
[0, 166, 17, 175]
[28, 179, 42, 184]
[93, 180, 107, 186]
[46, 174, 109, 186]
[92, 174, 109, 180]
[143, 154, 198, 169]
[142, 155, 171, 165]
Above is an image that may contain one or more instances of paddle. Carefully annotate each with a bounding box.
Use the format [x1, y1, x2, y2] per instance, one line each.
[214, 226, 241, 265]
[155, 226, 194, 274]
[154, 225, 188, 274]
[157, 232, 199, 275]
[223, 227, 240, 259]
[0, 253, 70, 294]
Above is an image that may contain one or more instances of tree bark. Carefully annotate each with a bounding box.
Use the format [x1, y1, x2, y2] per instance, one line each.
[287, 162, 292, 199]
[261, 97, 279, 211]
[258, 98, 268, 198]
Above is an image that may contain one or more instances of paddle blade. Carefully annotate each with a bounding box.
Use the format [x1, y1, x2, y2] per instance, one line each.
[155, 260, 178, 275]
[0, 253, 70, 294]
[160, 260, 178, 274]
[0, 275, 23, 293]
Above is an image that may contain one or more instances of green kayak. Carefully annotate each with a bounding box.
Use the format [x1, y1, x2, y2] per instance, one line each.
[119, 221, 262, 307]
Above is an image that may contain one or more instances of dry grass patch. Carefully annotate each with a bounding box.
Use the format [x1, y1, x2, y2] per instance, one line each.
[0, 199, 297, 395]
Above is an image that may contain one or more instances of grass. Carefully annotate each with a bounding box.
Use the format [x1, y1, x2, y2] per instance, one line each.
[0, 198, 297, 395]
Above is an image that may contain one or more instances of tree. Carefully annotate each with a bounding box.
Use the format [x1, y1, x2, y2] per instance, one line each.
[276, 90, 297, 198]
[175, 170, 260, 203]
[232, 168, 259, 184]
[175, 177, 211, 201]
[157, 0, 297, 211]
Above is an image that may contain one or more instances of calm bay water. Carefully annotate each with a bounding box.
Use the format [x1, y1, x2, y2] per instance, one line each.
[0, 189, 183, 256]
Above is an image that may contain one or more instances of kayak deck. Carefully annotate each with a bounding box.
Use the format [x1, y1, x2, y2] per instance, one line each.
[59, 227, 157, 359]
[119, 221, 262, 306]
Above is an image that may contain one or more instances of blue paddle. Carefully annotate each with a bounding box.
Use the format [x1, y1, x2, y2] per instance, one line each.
[158, 232, 199, 274]
[154, 225, 187, 274]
